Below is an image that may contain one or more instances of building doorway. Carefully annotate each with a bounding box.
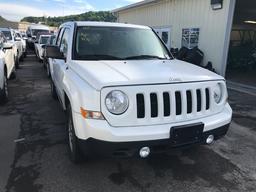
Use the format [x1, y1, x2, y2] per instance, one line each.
[226, 0, 256, 86]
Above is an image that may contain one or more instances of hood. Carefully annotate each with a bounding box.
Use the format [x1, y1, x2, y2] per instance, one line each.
[70, 59, 224, 90]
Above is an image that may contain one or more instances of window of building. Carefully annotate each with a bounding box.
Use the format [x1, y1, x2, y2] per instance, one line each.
[153, 27, 171, 49]
[182, 28, 200, 49]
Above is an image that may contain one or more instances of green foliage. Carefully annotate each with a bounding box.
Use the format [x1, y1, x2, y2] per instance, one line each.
[21, 11, 117, 27]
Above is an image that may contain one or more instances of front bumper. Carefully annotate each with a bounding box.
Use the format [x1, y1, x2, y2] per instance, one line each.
[72, 103, 232, 142]
[78, 123, 230, 157]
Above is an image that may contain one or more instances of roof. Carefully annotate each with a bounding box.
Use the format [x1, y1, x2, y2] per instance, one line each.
[112, 0, 158, 13]
[40, 35, 51, 37]
[28, 24, 49, 30]
[70, 21, 150, 29]
[0, 27, 13, 32]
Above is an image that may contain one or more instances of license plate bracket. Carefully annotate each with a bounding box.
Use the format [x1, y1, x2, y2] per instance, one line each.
[170, 123, 204, 146]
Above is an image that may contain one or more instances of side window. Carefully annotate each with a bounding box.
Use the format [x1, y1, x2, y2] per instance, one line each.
[16, 33, 21, 38]
[60, 28, 70, 58]
[56, 28, 64, 46]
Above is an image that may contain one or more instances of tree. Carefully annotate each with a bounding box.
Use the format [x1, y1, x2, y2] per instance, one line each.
[21, 11, 117, 27]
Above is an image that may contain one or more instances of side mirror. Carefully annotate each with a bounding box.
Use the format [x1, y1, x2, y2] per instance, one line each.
[41, 44, 46, 49]
[15, 37, 21, 41]
[3, 43, 13, 50]
[46, 45, 65, 60]
[35, 40, 39, 44]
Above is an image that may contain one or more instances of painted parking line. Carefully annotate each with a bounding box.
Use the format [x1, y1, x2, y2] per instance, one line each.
[14, 138, 25, 143]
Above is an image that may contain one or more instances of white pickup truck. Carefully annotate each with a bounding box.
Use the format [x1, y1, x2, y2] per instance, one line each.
[0, 32, 16, 104]
[46, 22, 232, 163]
[35, 34, 51, 61]
[0, 28, 23, 68]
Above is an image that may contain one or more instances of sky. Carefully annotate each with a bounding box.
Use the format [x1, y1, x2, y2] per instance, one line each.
[0, 0, 143, 21]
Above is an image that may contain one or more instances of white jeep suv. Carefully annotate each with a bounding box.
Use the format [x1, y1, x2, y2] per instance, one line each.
[46, 22, 232, 163]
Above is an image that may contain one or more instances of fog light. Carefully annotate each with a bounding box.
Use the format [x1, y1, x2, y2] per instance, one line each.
[139, 147, 150, 158]
[206, 135, 214, 144]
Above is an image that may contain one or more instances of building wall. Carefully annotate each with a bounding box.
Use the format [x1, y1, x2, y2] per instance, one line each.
[117, 0, 233, 75]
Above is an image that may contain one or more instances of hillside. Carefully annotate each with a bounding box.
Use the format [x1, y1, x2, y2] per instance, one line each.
[21, 11, 116, 27]
[0, 16, 19, 29]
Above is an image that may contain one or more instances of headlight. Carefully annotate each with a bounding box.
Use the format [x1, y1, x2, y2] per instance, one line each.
[213, 83, 222, 104]
[105, 90, 129, 115]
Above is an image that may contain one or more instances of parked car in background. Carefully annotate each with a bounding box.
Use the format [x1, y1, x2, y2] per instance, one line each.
[15, 30, 27, 59]
[26, 24, 50, 49]
[35, 35, 51, 61]
[46, 22, 232, 163]
[0, 32, 16, 104]
[0, 28, 23, 68]
[43, 35, 56, 77]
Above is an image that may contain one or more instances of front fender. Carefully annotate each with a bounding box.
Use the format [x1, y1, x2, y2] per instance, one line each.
[62, 68, 101, 113]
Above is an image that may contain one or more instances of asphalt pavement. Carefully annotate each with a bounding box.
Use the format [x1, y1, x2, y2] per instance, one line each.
[0, 54, 256, 192]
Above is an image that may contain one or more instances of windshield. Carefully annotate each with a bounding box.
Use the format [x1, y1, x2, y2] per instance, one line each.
[32, 29, 49, 36]
[74, 26, 170, 60]
[2, 31, 12, 40]
[40, 36, 50, 44]
[49, 36, 56, 45]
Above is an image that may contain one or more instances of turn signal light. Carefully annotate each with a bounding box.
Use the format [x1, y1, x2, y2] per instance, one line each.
[80, 107, 105, 120]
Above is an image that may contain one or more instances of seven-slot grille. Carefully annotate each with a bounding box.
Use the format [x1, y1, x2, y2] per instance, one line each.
[136, 88, 211, 119]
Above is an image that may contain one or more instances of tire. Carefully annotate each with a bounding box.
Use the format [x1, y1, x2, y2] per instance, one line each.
[50, 80, 57, 100]
[20, 54, 24, 62]
[15, 54, 20, 69]
[43, 59, 47, 69]
[46, 62, 51, 78]
[67, 105, 82, 163]
[10, 71, 16, 80]
[24, 51, 27, 58]
[10, 61, 16, 80]
[0, 73, 8, 104]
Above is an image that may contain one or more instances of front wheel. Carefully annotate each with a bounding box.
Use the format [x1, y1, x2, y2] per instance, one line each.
[46, 62, 51, 78]
[15, 54, 20, 69]
[0, 73, 8, 104]
[67, 105, 83, 163]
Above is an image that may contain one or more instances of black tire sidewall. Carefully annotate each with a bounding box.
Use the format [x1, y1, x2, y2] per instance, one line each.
[0, 73, 8, 104]
[67, 105, 82, 163]
[15, 54, 20, 68]
[47, 63, 51, 78]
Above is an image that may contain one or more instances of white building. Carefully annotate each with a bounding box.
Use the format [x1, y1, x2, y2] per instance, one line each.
[113, 0, 238, 76]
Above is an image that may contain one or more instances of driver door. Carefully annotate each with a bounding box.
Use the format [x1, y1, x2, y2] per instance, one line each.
[52, 27, 70, 103]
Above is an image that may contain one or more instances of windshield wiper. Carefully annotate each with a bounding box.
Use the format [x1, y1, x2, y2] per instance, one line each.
[124, 55, 167, 60]
[77, 54, 123, 60]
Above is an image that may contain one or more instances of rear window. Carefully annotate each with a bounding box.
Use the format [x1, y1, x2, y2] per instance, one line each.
[2, 31, 12, 40]
[40, 36, 50, 44]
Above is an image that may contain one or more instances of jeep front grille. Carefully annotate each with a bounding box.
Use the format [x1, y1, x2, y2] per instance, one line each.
[136, 88, 211, 119]
[101, 81, 226, 127]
